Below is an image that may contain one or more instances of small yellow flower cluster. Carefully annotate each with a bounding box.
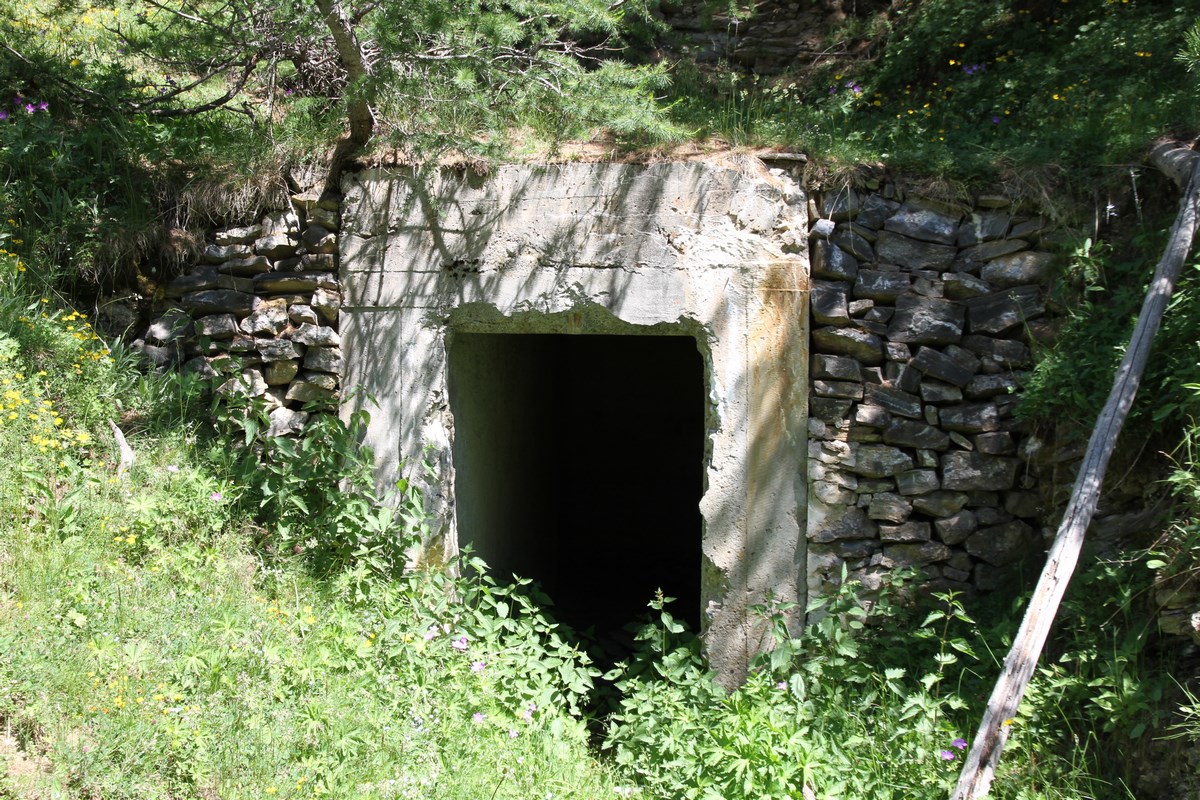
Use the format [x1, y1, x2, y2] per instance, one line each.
[86, 673, 189, 718]
[0, 377, 90, 453]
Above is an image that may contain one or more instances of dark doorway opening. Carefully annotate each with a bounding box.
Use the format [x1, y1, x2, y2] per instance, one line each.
[447, 332, 704, 647]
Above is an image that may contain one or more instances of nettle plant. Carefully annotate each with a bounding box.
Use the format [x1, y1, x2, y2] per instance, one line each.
[213, 389, 428, 579]
[603, 572, 984, 800]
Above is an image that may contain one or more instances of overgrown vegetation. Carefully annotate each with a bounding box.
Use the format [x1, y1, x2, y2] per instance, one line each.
[666, 0, 1199, 185]
[1, 253, 1196, 796]
[3, 0, 1200, 797]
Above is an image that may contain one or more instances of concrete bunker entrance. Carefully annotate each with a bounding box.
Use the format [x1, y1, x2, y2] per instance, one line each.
[447, 330, 705, 642]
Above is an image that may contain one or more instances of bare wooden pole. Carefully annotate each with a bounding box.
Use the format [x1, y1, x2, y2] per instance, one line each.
[951, 143, 1200, 800]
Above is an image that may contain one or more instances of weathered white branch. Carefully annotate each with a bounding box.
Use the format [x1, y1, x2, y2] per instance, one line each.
[108, 421, 136, 478]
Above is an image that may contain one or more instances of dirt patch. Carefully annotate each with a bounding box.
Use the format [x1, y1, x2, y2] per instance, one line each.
[0, 722, 51, 799]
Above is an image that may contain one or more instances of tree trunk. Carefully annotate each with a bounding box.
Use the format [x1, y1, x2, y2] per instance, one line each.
[312, 0, 376, 193]
[951, 142, 1200, 800]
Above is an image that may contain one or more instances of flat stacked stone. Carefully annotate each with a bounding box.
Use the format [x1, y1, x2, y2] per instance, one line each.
[136, 190, 345, 430]
[807, 182, 1056, 593]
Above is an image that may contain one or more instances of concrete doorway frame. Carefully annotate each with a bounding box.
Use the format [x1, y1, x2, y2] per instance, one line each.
[339, 161, 810, 682]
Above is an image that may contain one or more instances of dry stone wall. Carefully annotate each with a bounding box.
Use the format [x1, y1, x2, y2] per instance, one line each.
[134, 163, 1061, 612]
[805, 182, 1056, 599]
[133, 193, 344, 437]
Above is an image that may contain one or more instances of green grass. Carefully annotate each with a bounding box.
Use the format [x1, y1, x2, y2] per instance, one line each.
[662, 0, 1200, 185]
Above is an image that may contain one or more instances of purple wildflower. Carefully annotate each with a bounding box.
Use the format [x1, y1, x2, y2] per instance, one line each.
[471, 661, 486, 673]
[776, 681, 787, 690]
[210, 491, 223, 501]
[990, 115, 1001, 124]
[13, 95, 23, 106]
[828, 86, 837, 95]
[36, 101, 47, 112]
[952, 738, 968, 750]
[451, 635, 469, 652]
[522, 703, 536, 722]
[24, 103, 35, 113]
[472, 712, 485, 724]
[0, 110, 8, 121]
[423, 626, 438, 641]
[508, 729, 519, 739]
[939, 750, 956, 761]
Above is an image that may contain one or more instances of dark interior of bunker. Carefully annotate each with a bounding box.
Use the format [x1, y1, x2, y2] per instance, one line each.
[448, 333, 704, 650]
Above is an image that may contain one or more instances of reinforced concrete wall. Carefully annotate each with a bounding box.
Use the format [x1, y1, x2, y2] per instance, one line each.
[339, 161, 810, 682]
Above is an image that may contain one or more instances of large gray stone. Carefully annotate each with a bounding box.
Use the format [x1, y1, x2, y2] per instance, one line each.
[854, 269, 911, 301]
[886, 296, 965, 345]
[939, 403, 1001, 433]
[214, 225, 262, 246]
[875, 230, 957, 270]
[982, 251, 1055, 287]
[910, 346, 975, 387]
[286, 380, 338, 405]
[879, 520, 931, 542]
[849, 445, 914, 478]
[812, 354, 862, 381]
[896, 469, 940, 495]
[854, 404, 890, 428]
[832, 228, 874, 261]
[811, 280, 851, 326]
[967, 287, 1044, 335]
[812, 327, 883, 364]
[240, 300, 290, 336]
[965, 520, 1038, 566]
[255, 233, 298, 259]
[203, 243, 253, 264]
[293, 323, 342, 347]
[219, 255, 272, 276]
[856, 194, 900, 229]
[809, 505, 878, 543]
[956, 211, 1010, 246]
[920, 380, 963, 403]
[182, 290, 259, 316]
[812, 239, 859, 281]
[165, 267, 219, 298]
[883, 419, 950, 450]
[304, 346, 343, 373]
[913, 491, 969, 517]
[195, 314, 239, 340]
[883, 541, 950, 567]
[961, 335, 1031, 368]
[264, 359, 300, 385]
[820, 188, 860, 221]
[311, 288, 341, 323]
[941, 452, 1018, 491]
[863, 384, 920, 419]
[254, 271, 338, 293]
[943, 272, 993, 300]
[813, 380, 864, 400]
[965, 373, 1022, 400]
[883, 204, 959, 245]
[265, 407, 309, 437]
[934, 509, 978, 545]
[868, 492, 913, 523]
[961, 239, 1028, 263]
[255, 338, 305, 362]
